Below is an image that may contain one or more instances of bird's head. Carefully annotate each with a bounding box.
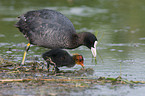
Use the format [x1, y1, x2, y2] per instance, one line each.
[72, 53, 84, 68]
[83, 32, 98, 57]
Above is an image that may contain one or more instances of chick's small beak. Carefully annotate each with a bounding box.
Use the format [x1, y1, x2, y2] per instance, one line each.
[76, 61, 84, 68]
[80, 63, 84, 69]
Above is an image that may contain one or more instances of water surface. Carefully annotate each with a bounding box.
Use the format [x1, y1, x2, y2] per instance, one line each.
[0, 0, 145, 95]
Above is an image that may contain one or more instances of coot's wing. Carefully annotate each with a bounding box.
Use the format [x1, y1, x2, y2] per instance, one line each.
[16, 9, 76, 49]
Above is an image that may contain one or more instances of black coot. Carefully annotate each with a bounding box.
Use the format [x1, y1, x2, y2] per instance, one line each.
[42, 49, 84, 72]
[15, 9, 97, 64]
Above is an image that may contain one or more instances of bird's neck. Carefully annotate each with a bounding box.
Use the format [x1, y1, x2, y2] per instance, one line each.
[69, 32, 87, 49]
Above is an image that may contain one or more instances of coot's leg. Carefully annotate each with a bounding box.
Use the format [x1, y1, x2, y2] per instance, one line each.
[21, 43, 30, 65]
[52, 63, 57, 74]
[47, 63, 50, 72]
[46, 57, 56, 73]
[55, 67, 60, 72]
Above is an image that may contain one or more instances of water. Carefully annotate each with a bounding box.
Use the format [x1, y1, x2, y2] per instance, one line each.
[1, 0, 145, 95]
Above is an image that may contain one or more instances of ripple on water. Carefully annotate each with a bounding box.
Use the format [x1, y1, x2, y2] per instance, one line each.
[1, 18, 17, 22]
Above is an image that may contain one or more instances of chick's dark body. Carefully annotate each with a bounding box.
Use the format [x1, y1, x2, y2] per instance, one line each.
[42, 49, 75, 68]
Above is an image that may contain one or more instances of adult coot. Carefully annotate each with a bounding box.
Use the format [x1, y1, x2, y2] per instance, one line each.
[15, 9, 97, 64]
[42, 49, 84, 72]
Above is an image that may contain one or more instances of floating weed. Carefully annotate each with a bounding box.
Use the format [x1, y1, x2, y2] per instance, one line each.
[1, 73, 145, 88]
[92, 30, 104, 64]
[0, 57, 5, 64]
[94, 30, 99, 37]
[94, 30, 104, 47]
[0, 56, 16, 65]
[0, 58, 145, 89]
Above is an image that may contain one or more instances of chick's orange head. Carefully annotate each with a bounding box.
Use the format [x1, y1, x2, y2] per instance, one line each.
[73, 54, 84, 68]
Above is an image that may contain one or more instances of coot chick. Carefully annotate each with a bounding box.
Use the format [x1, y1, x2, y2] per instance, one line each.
[15, 9, 97, 64]
[42, 49, 84, 72]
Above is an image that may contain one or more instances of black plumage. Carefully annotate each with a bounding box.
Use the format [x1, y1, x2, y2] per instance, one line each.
[42, 49, 84, 72]
[16, 9, 97, 49]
